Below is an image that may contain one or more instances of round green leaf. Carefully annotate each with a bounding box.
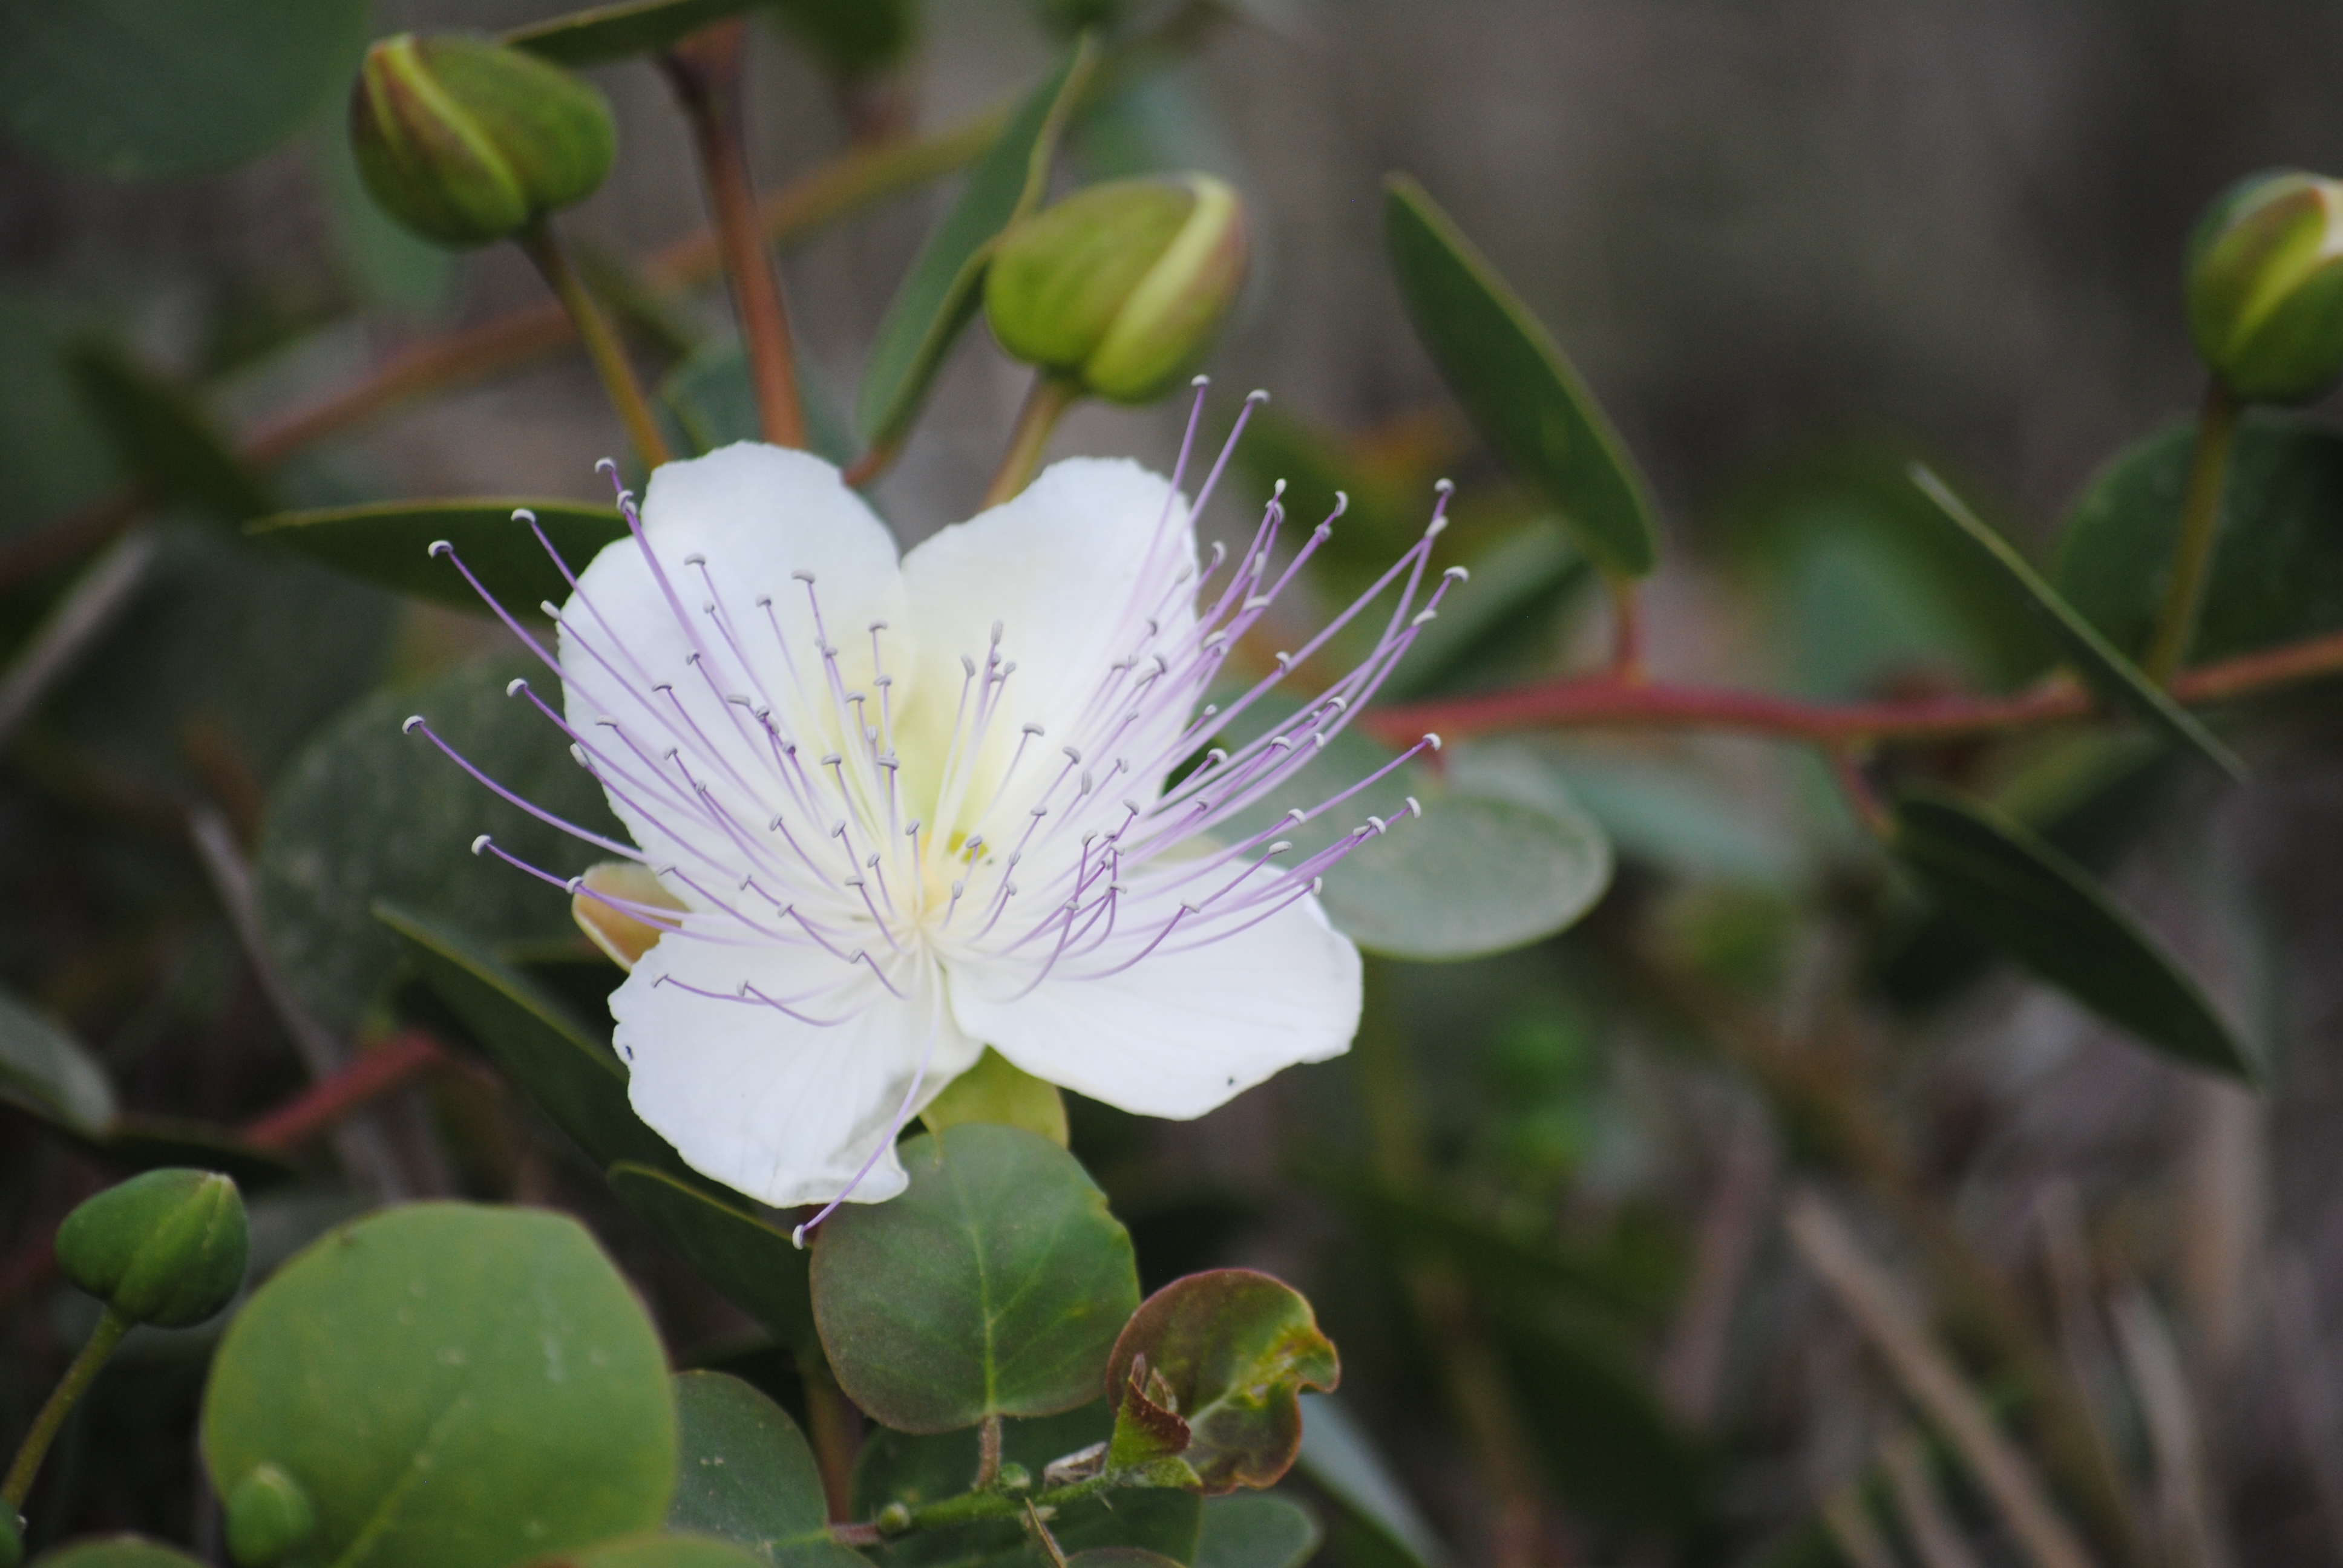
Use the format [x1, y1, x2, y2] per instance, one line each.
[1194, 1500, 1322, 1568]
[1383, 175, 1657, 578]
[2054, 414, 2343, 665]
[1105, 1270, 1339, 1495]
[1892, 786, 2253, 1081]
[257, 653, 620, 1030]
[31, 1540, 205, 1568]
[669, 1371, 865, 1568]
[811, 1125, 1139, 1434]
[0, 0, 370, 180]
[201, 1203, 678, 1568]
[0, 984, 115, 1137]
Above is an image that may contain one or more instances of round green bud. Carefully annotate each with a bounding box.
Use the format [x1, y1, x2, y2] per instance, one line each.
[983, 174, 1250, 404]
[349, 33, 615, 248]
[224, 1465, 318, 1568]
[55, 1168, 249, 1328]
[2186, 169, 2343, 404]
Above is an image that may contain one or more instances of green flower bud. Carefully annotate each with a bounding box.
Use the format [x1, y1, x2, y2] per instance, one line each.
[2186, 169, 2343, 404]
[55, 1168, 248, 1328]
[349, 33, 615, 248]
[224, 1465, 317, 1568]
[984, 175, 1250, 404]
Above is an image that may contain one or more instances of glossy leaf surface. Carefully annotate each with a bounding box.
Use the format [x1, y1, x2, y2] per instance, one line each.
[812, 1125, 1138, 1433]
[0, 0, 369, 179]
[1193, 1497, 1322, 1568]
[202, 1204, 677, 1568]
[1105, 1270, 1340, 1495]
[1910, 466, 2244, 779]
[611, 1163, 816, 1351]
[1892, 786, 2253, 1080]
[669, 1371, 865, 1568]
[856, 43, 1092, 454]
[248, 499, 626, 615]
[1383, 175, 1657, 577]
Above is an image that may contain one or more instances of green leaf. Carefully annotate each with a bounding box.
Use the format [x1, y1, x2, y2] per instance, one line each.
[1891, 785, 2255, 1081]
[200, 1203, 678, 1568]
[765, 0, 918, 76]
[1377, 519, 1587, 702]
[505, 0, 759, 66]
[0, 292, 125, 541]
[256, 654, 621, 1030]
[855, 42, 1094, 455]
[1290, 1397, 1445, 1568]
[247, 499, 627, 615]
[0, 985, 116, 1137]
[0, 0, 369, 179]
[611, 1163, 816, 1351]
[2055, 414, 2343, 664]
[1193, 1497, 1321, 1568]
[31, 1541, 206, 1568]
[1909, 466, 2245, 780]
[1383, 175, 1657, 578]
[1105, 1270, 1339, 1495]
[1493, 1315, 1711, 1532]
[811, 1125, 1139, 1434]
[381, 905, 693, 1181]
[313, 123, 454, 318]
[535, 1538, 772, 1568]
[851, 1407, 1201, 1568]
[919, 1048, 1069, 1147]
[1065, 1555, 1181, 1568]
[69, 342, 274, 524]
[669, 1371, 866, 1568]
[660, 341, 859, 468]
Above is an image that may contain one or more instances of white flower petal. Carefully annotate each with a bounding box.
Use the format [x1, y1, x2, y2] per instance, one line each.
[893, 457, 1197, 840]
[947, 891, 1360, 1119]
[618, 918, 983, 1207]
[557, 443, 908, 883]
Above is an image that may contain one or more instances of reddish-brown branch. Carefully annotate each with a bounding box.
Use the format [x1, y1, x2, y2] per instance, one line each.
[0, 1031, 451, 1317]
[1365, 626, 2343, 750]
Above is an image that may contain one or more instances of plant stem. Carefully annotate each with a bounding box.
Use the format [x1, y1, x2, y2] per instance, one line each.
[974, 1414, 1004, 1489]
[664, 21, 806, 448]
[1352, 962, 1547, 1568]
[4, 1306, 129, 1509]
[800, 1355, 862, 1522]
[2143, 377, 2242, 685]
[981, 374, 1082, 509]
[516, 219, 672, 471]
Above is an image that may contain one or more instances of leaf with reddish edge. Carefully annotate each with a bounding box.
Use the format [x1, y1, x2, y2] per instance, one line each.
[1104, 1270, 1340, 1496]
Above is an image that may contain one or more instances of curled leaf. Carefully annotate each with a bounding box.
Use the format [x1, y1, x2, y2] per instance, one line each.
[1104, 1270, 1339, 1494]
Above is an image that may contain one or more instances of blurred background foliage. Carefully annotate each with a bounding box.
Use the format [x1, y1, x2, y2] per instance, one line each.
[5, 2, 2343, 1566]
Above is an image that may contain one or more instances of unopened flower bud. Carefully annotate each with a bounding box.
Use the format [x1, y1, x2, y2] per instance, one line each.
[2186, 169, 2343, 404]
[349, 33, 615, 248]
[572, 860, 687, 970]
[225, 1465, 317, 1568]
[984, 175, 1250, 403]
[55, 1168, 248, 1328]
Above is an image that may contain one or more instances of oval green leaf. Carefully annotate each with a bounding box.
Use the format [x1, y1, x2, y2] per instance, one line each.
[2054, 414, 2343, 665]
[856, 41, 1093, 455]
[1908, 466, 2245, 780]
[1892, 785, 2253, 1081]
[611, 1163, 816, 1351]
[1383, 175, 1657, 578]
[256, 655, 621, 1029]
[379, 904, 694, 1183]
[0, 0, 369, 180]
[505, 0, 758, 66]
[0, 985, 116, 1137]
[811, 1124, 1139, 1434]
[670, 1371, 865, 1568]
[1194, 1497, 1322, 1568]
[200, 1203, 678, 1568]
[1104, 1270, 1339, 1495]
[851, 1406, 1201, 1568]
[247, 499, 626, 616]
[31, 1540, 206, 1568]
